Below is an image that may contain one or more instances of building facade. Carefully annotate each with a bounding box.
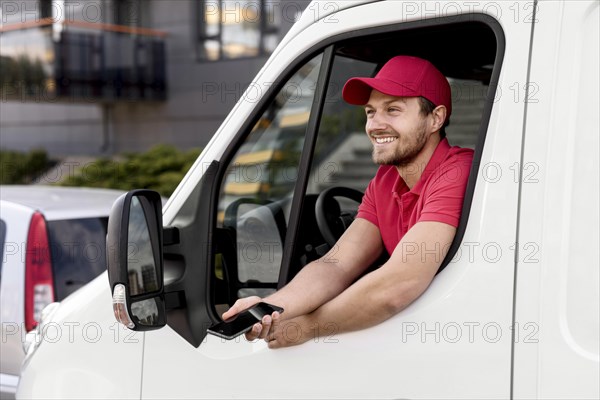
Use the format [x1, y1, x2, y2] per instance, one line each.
[0, 0, 309, 156]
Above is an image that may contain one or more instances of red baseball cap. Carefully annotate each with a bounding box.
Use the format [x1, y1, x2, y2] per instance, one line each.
[342, 55, 452, 120]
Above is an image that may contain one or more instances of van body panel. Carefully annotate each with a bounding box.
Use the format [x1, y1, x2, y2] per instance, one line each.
[514, 1, 600, 399]
[15, 274, 144, 399]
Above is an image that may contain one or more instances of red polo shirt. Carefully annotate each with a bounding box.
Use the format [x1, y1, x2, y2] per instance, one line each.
[356, 138, 474, 255]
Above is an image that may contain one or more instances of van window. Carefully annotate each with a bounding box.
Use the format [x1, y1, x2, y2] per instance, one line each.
[214, 54, 323, 303]
[47, 217, 109, 300]
[284, 20, 499, 280]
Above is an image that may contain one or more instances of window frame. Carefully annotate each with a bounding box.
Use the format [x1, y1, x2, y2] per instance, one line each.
[196, 0, 280, 61]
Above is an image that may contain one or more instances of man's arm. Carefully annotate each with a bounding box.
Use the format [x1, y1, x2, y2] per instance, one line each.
[266, 220, 456, 348]
[222, 218, 384, 338]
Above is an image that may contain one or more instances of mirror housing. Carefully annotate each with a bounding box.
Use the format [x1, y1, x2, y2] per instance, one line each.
[107, 190, 166, 331]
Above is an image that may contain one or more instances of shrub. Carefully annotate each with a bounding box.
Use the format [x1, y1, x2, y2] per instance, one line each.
[60, 145, 202, 197]
[0, 149, 52, 184]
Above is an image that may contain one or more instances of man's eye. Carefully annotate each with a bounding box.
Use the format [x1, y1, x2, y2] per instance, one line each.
[388, 107, 400, 113]
[365, 109, 374, 116]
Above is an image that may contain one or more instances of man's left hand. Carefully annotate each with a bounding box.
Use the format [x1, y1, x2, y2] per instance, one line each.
[265, 315, 313, 349]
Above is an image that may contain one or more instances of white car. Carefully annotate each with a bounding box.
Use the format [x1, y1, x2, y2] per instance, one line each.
[0, 185, 124, 399]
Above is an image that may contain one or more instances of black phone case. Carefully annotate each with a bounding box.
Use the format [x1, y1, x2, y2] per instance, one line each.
[207, 302, 284, 340]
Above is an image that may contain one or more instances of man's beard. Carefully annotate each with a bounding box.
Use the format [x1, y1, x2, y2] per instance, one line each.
[372, 127, 428, 166]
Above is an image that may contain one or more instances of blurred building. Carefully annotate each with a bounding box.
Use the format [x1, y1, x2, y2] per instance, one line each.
[0, 0, 309, 156]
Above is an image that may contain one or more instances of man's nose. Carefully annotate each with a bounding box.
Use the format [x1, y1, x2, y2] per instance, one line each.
[366, 113, 387, 133]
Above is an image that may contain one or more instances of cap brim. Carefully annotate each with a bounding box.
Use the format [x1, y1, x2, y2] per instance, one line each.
[342, 77, 421, 105]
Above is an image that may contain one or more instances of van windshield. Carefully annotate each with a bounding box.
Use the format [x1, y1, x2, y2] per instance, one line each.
[47, 217, 109, 300]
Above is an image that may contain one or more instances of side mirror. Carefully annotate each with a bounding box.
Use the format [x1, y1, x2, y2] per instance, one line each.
[107, 190, 166, 331]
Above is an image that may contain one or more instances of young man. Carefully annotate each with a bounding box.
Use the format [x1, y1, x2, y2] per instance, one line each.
[223, 55, 474, 348]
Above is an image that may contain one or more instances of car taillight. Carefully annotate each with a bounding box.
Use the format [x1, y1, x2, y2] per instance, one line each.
[25, 212, 55, 332]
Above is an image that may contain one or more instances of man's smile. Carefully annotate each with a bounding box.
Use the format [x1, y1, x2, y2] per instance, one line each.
[371, 135, 399, 145]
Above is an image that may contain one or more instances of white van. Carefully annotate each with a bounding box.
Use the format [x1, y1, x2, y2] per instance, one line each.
[15, 1, 599, 398]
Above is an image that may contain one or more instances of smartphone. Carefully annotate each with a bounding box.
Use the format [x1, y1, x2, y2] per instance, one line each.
[207, 302, 284, 340]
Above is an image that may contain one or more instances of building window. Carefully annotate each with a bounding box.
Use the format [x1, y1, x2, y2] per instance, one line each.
[40, 0, 53, 19]
[114, 0, 142, 27]
[197, 0, 279, 61]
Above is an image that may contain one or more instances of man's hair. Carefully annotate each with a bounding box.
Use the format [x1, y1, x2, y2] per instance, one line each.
[418, 97, 448, 139]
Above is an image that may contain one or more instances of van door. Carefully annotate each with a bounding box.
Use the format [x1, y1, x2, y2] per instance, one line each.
[513, 1, 600, 398]
[143, 2, 532, 398]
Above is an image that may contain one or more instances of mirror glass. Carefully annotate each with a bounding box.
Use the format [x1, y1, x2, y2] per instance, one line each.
[127, 196, 159, 296]
[131, 297, 161, 326]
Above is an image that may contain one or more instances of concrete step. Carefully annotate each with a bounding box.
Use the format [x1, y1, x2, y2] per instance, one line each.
[453, 114, 482, 121]
[353, 148, 373, 158]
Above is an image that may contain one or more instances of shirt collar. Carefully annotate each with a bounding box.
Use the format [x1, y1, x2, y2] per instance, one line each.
[411, 137, 451, 195]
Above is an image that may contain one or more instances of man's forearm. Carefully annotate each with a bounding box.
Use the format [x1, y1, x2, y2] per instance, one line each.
[263, 219, 384, 320]
[293, 222, 455, 340]
[264, 222, 455, 348]
[266, 265, 424, 348]
[303, 264, 422, 336]
[263, 257, 356, 320]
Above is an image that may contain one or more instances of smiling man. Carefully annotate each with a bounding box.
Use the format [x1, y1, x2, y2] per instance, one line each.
[223, 55, 474, 348]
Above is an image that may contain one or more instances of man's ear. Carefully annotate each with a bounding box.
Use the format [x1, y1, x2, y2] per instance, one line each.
[430, 105, 447, 133]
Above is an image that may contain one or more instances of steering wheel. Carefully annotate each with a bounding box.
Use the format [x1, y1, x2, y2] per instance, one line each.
[315, 187, 364, 247]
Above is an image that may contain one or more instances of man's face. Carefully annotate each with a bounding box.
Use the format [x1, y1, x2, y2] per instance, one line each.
[364, 91, 429, 166]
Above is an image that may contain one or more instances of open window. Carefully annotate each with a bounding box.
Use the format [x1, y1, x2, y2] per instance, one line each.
[208, 16, 501, 311]
[283, 18, 502, 283]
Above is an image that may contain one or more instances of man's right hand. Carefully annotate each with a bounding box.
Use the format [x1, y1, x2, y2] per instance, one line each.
[221, 296, 281, 341]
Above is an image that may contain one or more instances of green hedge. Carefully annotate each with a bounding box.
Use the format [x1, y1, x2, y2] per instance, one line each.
[0, 149, 52, 184]
[60, 145, 202, 197]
